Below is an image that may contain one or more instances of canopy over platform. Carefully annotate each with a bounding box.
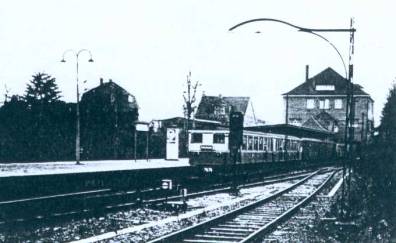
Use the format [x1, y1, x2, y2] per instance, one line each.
[245, 124, 335, 140]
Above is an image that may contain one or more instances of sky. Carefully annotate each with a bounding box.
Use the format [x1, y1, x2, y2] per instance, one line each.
[0, 1, 395, 125]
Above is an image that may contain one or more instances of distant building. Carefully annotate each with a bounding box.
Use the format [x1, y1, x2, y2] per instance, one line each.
[194, 95, 265, 126]
[283, 66, 374, 142]
[80, 78, 139, 160]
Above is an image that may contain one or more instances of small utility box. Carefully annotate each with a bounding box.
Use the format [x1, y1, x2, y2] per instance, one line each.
[161, 179, 173, 190]
[166, 128, 179, 160]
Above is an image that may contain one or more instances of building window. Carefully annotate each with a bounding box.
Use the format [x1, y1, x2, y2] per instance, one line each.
[319, 99, 330, 109]
[191, 133, 202, 143]
[325, 99, 330, 109]
[213, 133, 225, 144]
[214, 106, 226, 115]
[290, 118, 302, 126]
[307, 99, 315, 109]
[334, 99, 342, 109]
[128, 95, 135, 103]
[315, 85, 335, 91]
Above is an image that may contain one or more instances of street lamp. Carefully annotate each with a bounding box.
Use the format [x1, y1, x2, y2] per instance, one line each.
[61, 49, 94, 165]
[229, 18, 355, 218]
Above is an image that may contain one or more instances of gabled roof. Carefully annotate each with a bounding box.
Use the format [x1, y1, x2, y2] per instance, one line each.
[84, 81, 130, 97]
[302, 117, 329, 132]
[284, 67, 369, 96]
[302, 111, 338, 132]
[81, 80, 139, 109]
[195, 96, 250, 117]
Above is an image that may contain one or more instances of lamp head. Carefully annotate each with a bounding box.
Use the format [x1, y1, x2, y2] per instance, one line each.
[88, 58, 94, 63]
[60, 59, 66, 63]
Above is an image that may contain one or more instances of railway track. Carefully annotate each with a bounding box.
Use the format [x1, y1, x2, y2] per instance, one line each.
[150, 169, 335, 243]
[0, 169, 316, 226]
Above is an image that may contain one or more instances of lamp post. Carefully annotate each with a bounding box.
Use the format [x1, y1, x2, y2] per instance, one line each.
[229, 18, 355, 218]
[61, 49, 94, 165]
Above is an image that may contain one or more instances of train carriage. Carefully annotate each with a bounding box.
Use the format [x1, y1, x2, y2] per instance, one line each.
[188, 124, 338, 170]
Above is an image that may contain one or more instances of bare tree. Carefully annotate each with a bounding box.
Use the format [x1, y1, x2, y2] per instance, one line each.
[183, 72, 200, 154]
[183, 71, 200, 125]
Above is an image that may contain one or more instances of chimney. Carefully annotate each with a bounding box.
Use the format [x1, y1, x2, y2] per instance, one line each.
[305, 65, 309, 82]
[100, 77, 103, 85]
[109, 79, 113, 83]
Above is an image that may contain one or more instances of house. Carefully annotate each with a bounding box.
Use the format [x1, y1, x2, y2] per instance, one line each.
[194, 95, 265, 127]
[80, 78, 139, 160]
[283, 66, 374, 142]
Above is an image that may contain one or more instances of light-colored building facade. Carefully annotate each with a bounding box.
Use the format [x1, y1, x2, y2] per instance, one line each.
[283, 67, 374, 142]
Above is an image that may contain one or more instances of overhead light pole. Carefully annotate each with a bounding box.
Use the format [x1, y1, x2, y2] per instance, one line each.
[229, 18, 355, 218]
[61, 49, 94, 165]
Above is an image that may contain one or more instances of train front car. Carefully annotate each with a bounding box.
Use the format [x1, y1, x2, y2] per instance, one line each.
[188, 129, 231, 170]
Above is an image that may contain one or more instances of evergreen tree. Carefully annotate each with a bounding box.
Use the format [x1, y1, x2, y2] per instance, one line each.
[24, 73, 61, 106]
[357, 82, 396, 236]
[379, 83, 396, 146]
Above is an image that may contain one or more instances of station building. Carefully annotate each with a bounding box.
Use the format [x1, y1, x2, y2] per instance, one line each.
[283, 66, 374, 142]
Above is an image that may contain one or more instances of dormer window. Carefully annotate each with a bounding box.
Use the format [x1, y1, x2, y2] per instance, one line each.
[315, 85, 335, 91]
[214, 106, 226, 115]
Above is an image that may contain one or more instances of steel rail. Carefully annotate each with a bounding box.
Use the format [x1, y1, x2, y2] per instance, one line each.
[148, 169, 327, 243]
[242, 170, 336, 242]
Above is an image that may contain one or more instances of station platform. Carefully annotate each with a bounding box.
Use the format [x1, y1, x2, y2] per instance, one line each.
[0, 158, 189, 178]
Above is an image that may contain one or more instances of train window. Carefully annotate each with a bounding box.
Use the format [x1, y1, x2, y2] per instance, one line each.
[191, 133, 203, 143]
[259, 137, 264, 150]
[248, 136, 253, 150]
[242, 136, 247, 150]
[213, 133, 225, 144]
[264, 138, 272, 151]
[276, 139, 283, 151]
[254, 137, 259, 150]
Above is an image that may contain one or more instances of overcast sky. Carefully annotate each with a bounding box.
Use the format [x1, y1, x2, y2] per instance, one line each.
[0, 1, 394, 125]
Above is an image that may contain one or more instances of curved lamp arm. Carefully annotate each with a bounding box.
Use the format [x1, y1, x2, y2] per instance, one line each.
[229, 18, 355, 79]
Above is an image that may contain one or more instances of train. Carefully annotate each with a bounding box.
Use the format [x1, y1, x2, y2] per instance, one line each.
[188, 124, 339, 171]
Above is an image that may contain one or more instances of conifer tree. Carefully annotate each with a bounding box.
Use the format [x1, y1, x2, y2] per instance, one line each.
[24, 73, 61, 106]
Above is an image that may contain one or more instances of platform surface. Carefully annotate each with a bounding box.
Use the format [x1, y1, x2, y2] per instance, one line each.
[0, 158, 190, 178]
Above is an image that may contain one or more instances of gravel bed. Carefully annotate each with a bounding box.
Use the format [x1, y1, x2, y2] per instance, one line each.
[0, 178, 301, 242]
[98, 180, 299, 242]
[260, 171, 343, 242]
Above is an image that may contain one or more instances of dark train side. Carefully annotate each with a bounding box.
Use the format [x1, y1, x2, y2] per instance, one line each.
[188, 124, 342, 171]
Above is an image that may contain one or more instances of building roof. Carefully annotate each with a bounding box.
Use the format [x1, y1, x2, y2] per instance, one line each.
[283, 67, 370, 96]
[82, 80, 139, 109]
[302, 111, 339, 133]
[302, 117, 329, 132]
[195, 96, 250, 116]
[194, 95, 250, 124]
[245, 123, 334, 140]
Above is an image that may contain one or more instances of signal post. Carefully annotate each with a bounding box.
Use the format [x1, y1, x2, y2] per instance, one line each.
[229, 111, 244, 195]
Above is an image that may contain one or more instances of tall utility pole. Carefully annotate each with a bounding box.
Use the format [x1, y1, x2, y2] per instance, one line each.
[229, 18, 356, 218]
[183, 71, 200, 152]
[346, 18, 355, 218]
